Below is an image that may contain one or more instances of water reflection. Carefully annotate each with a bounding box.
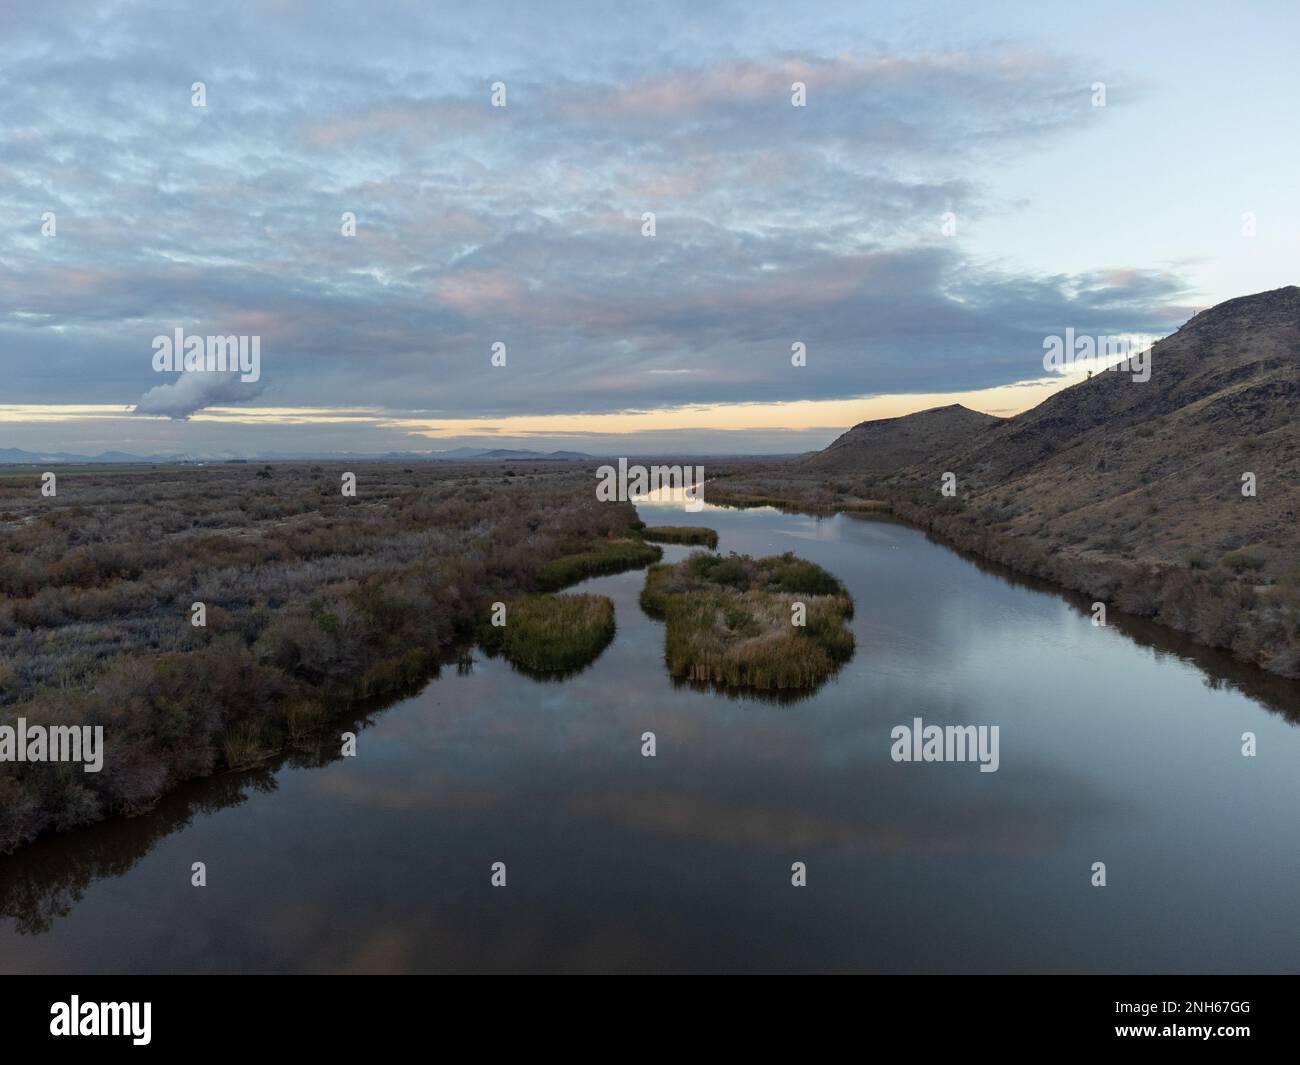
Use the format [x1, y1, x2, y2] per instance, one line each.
[896, 516, 1300, 723]
[0, 707, 383, 936]
[3, 503, 1300, 973]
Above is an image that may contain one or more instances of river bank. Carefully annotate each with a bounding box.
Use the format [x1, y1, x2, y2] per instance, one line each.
[7, 498, 1300, 973]
[706, 473, 1300, 683]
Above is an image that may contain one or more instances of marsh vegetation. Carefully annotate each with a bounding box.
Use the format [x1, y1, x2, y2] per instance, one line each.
[535, 538, 662, 591]
[478, 593, 616, 675]
[640, 551, 855, 692]
[640, 526, 719, 548]
[0, 461, 648, 852]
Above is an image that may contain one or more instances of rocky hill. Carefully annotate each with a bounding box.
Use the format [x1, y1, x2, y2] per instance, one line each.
[912, 285, 1300, 574]
[711, 285, 1300, 676]
[804, 403, 1002, 475]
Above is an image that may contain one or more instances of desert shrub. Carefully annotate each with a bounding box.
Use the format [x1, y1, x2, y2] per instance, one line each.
[1264, 644, 1300, 678]
[0, 463, 652, 852]
[1112, 563, 1164, 615]
[1220, 551, 1266, 574]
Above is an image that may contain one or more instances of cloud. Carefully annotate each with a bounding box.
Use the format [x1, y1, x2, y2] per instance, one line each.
[133, 372, 267, 419]
[0, 0, 1214, 454]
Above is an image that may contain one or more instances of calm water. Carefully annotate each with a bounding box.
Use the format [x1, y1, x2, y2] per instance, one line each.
[3, 500, 1300, 973]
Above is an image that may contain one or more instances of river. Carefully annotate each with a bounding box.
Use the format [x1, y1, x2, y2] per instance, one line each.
[3, 497, 1299, 972]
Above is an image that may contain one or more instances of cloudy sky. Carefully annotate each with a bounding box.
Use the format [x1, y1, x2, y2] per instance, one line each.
[1, 0, 1296, 456]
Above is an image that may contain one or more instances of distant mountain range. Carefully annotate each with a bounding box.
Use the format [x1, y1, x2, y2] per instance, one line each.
[0, 446, 597, 464]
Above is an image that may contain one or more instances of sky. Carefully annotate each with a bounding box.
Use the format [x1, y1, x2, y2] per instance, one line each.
[1, 0, 1296, 457]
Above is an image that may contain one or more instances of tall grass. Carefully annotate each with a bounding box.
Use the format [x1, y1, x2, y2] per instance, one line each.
[480, 593, 616, 674]
[641, 551, 854, 691]
[221, 720, 269, 770]
[641, 526, 719, 548]
[535, 538, 662, 590]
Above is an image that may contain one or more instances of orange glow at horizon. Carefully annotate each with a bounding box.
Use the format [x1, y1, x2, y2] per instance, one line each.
[0, 375, 1077, 437]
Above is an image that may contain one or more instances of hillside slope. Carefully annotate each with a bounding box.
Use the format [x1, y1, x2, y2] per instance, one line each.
[805, 403, 1002, 475]
[711, 285, 1300, 676]
[912, 285, 1300, 573]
